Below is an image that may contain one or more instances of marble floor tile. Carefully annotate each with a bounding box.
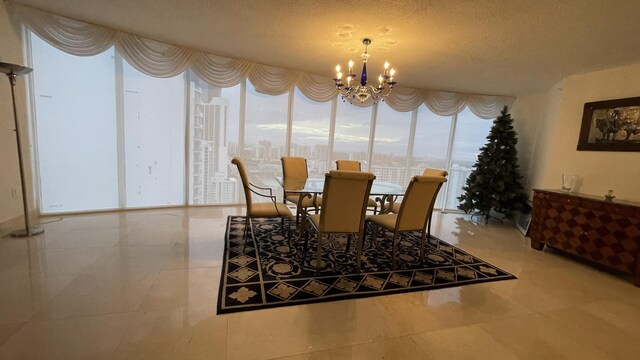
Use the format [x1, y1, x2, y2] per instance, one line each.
[0, 322, 25, 347]
[38, 228, 128, 249]
[226, 305, 336, 360]
[306, 297, 406, 346]
[87, 244, 174, 273]
[138, 267, 222, 313]
[276, 336, 429, 360]
[35, 270, 158, 319]
[0, 273, 75, 323]
[579, 299, 640, 338]
[542, 306, 640, 358]
[162, 241, 225, 269]
[111, 307, 228, 360]
[412, 324, 519, 360]
[29, 247, 111, 276]
[478, 312, 609, 359]
[0, 313, 133, 360]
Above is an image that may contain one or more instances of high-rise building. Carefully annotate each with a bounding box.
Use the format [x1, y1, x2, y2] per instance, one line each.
[190, 82, 237, 204]
[446, 163, 473, 208]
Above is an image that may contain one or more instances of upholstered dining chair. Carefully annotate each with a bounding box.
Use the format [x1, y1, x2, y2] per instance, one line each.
[389, 168, 448, 213]
[232, 157, 294, 252]
[335, 160, 361, 171]
[281, 157, 321, 223]
[335, 160, 378, 214]
[305, 170, 375, 272]
[366, 175, 447, 269]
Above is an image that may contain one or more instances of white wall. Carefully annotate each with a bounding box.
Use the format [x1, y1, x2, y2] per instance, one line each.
[512, 63, 640, 202]
[0, 1, 33, 227]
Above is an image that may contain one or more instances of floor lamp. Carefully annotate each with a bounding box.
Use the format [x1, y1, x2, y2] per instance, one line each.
[0, 61, 43, 237]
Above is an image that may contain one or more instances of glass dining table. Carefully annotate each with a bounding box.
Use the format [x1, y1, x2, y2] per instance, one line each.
[275, 176, 406, 237]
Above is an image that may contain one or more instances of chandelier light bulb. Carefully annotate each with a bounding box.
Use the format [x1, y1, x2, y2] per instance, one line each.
[337, 72, 342, 80]
[336, 64, 341, 73]
[390, 68, 396, 76]
[348, 59, 354, 69]
[384, 61, 389, 69]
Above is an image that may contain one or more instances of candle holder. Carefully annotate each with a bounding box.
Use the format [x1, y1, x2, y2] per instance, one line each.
[561, 174, 577, 192]
[604, 190, 615, 201]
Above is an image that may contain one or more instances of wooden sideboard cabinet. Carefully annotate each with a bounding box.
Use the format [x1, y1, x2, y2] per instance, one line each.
[530, 189, 640, 286]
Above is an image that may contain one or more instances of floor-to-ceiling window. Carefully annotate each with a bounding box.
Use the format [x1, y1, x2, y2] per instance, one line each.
[31, 35, 119, 213]
[122, 61, 185, 208]
[370, 102, 412, 186]
[243, 84, 289, 191]
[30, 31, 495, 214]
[291, 89, 332, 177]
[445, 108, 494, 209]
[188, 74, 240, 205]
[332, 101, 372, 166]
[412, 106, 453, 208]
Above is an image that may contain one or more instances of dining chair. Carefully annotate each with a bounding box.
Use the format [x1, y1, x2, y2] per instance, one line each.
[389, 167, 448, 212]
[232, 157, 294, 252]
[335, 160, 361, 171]
[335, 160, 378, 214]
[304, 170, 375, 272]
[366, 175, 447, 269]
[281, 157, 321, 223]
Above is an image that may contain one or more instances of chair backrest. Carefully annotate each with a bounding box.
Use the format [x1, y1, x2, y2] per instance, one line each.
[280, 156, 309, 189]
[231, 157, 253, 210]
[422, 168, 448, 177]
[319, 170, 375, 233]
[335, 160, 361, 171]
[396, 175, 447, 231]
[281, 157, 308, 181]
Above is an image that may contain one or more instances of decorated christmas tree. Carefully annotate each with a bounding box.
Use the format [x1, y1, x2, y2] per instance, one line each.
[458, 106, 527, 223]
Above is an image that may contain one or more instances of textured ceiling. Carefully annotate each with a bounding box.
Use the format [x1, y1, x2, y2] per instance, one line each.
[13, 0, 640, 96]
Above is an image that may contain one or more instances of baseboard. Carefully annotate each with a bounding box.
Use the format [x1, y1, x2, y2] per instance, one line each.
[0, 210, 40, 237]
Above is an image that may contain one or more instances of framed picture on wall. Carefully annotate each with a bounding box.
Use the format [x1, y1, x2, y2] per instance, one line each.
[577, 96, 640, 151]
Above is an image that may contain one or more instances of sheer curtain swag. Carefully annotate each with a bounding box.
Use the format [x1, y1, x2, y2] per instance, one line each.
[9, 2, 514, 118]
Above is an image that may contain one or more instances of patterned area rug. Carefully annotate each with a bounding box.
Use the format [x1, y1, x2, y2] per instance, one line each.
[217, 216, 516, 314]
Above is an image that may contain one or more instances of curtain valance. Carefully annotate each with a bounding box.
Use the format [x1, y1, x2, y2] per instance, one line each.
[9, 2, 514, 118]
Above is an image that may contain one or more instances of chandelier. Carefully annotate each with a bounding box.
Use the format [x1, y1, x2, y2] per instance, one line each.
[333, 38, 396, 104]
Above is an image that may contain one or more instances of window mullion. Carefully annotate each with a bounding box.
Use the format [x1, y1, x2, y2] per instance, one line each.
[441, 112, 458, 211]
[327, 97, 337, 170]
[404, 108, 418, 184]
[285, 89, 294, 156]
[114, 51, 126, 209]
[236, 80, 247, 204]
[23, 31, 44, 213]
[365, 103, 378, 172]
[183, 71, 191, 206]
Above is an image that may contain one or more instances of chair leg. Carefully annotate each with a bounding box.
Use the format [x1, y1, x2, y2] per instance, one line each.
[420, 230, 428, 261]
[346, 234, 352, 252]
[391, 232, 400, 270]
[316, 231, 323, 271]
[356, 230, 364, 272]
[373, 224, 380, 249]
[303, 219, 310, 253]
